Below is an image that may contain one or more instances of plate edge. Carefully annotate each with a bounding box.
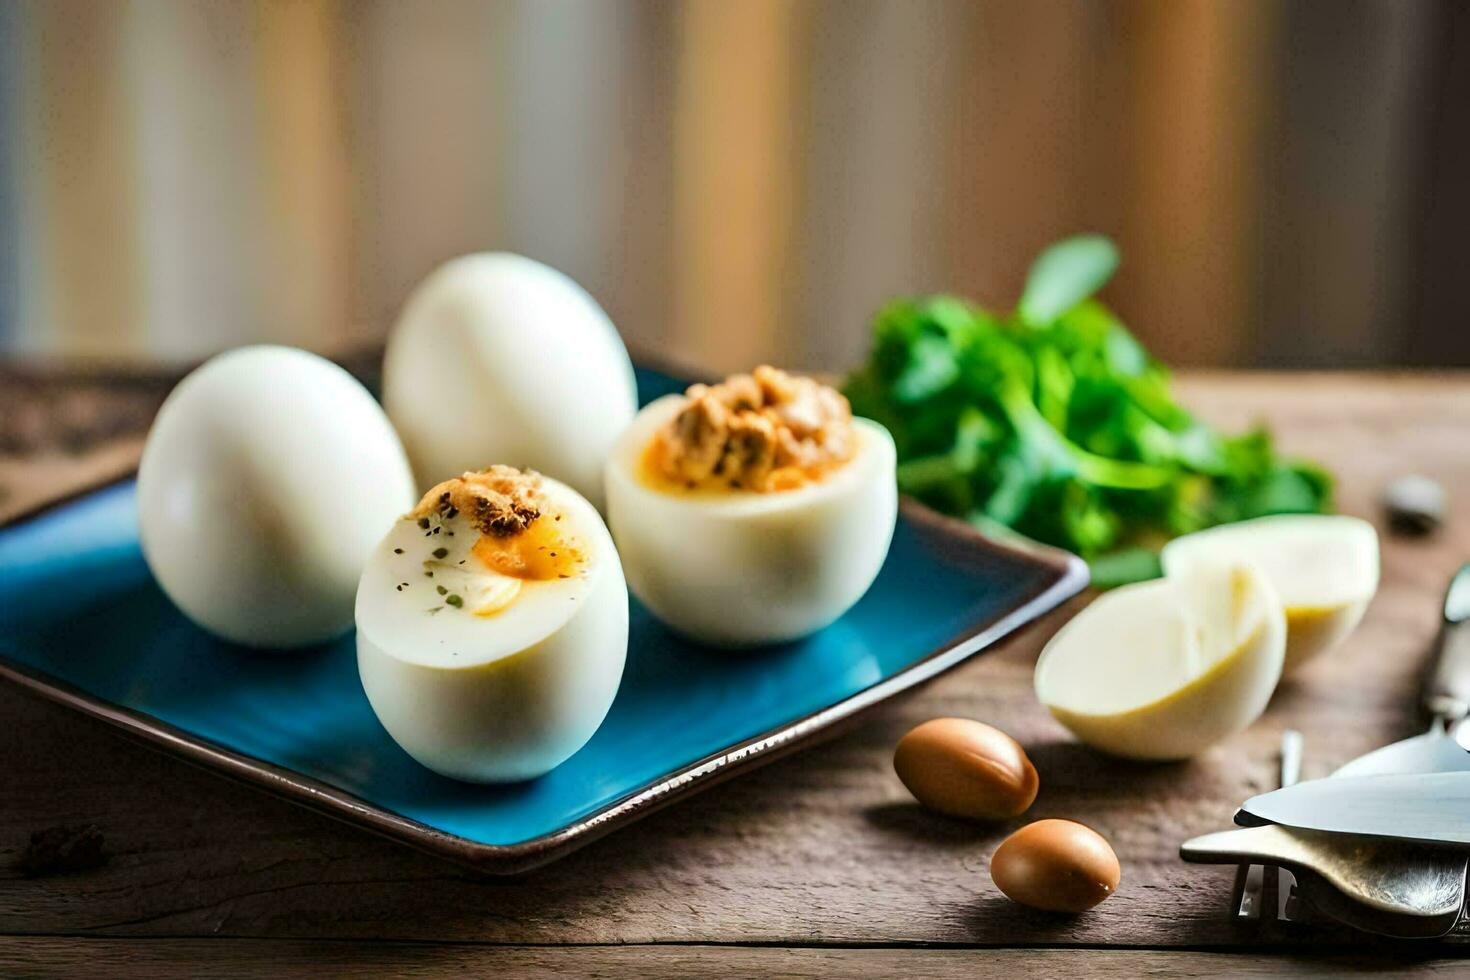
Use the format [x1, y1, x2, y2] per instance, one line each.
[0, 435, 1090, 874]
[0, 510, 1086, 875]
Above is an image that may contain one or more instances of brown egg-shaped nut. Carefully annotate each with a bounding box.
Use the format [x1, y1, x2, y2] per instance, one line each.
[990, 819, 1121, 913]
[893, 718, 1039, 820]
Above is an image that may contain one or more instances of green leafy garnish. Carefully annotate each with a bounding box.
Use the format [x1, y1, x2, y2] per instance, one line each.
[844, 234, 1332, 587]
[1018, 234, 1119, 327]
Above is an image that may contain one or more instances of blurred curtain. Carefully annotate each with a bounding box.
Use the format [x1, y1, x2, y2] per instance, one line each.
[0, 0, 1463, 370]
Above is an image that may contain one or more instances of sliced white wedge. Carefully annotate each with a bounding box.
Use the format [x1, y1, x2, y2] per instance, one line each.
[1035, 562, 1286, 760]
[1161, 515, 1379, 672]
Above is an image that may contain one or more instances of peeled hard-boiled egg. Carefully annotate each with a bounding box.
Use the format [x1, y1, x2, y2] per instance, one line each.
[356, 466, 627, 782]
[604, 368, 897, 647]
[137, 346, 416, 648]
[383, 253, 638, 509]
[1160, 514, 1379, 672]
[1035, 562, 1286, 760]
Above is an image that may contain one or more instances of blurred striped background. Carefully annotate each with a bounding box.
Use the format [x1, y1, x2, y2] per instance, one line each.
[1, 0, 1466, 372]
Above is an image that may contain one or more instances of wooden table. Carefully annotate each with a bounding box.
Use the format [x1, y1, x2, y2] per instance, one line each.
[2, 363, 1469, 977]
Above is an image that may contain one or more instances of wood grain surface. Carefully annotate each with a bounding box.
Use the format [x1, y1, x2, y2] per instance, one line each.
[1, 939, 1465, 979]
[2, 363, 1469, 975]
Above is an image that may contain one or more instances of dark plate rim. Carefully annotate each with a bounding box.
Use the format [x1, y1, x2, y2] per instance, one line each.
[0, 480, 1087, 874]
[0, 339, 1090, 873]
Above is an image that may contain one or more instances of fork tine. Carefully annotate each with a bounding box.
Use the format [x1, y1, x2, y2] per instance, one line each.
[1232, 729, 1303, 922]
[1235, 863, 1264, 919]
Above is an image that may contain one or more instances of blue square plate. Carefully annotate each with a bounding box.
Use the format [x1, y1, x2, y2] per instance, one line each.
[0, 367, 1086, 873]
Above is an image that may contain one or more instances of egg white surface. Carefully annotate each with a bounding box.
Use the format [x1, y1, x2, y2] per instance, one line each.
[356, 476, 628, 782]
[1160, 513, 1379, 672]
[383, 253, 638, 509]
[1035, 561, 1286, 760]
[604, 394, 898, 647]
[137, 345, 415, 648]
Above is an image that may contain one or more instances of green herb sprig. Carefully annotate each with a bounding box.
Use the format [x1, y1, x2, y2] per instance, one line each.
[843, 234, 1332, 588]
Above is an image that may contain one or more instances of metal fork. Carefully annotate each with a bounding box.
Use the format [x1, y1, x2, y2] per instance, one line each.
[1232, 729, 1302, 919]
[1215, 729, 1470, 938]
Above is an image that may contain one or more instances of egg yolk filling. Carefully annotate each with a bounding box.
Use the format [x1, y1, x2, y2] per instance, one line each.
[405, 466, 585, 617]
[645, 366, 855, 493]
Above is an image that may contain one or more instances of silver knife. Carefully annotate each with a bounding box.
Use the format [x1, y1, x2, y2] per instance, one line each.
[1237, 564, 1470, 844]
[1238, 770, 1470, 846]
[1334, 562, 1470, 778]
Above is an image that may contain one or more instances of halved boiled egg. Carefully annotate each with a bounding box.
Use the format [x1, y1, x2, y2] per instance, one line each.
[1035, 561, 1286, 760]
[604, 367, 897, 647]
[1160, 514, 1378, 672]
[356, 466, 627, 782]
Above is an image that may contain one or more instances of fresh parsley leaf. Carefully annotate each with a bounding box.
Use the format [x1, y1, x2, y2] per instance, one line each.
[1017, 234, 1120, 327]
[843, 235, 1333, 589]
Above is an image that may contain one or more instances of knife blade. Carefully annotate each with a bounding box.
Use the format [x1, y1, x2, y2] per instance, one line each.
[1333, 727, 1470, 778]
[1333, 563, 1470, 779]
[1239, 771, 1470, 846]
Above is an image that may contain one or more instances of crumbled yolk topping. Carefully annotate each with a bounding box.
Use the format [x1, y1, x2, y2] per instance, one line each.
[645, 366, 854, 493]
[405, 466, 585, 617]
[411, 465, 543, 538]
[471, 515, 583, 582]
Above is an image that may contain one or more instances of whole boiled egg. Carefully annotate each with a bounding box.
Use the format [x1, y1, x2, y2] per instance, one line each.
[604, 366, 897, 646]
[356, 466, 627, 782]
[137, 346, 416, 648]
[383, 253, 638, 509]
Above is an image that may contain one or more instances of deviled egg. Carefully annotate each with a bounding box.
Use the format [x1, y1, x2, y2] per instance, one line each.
[605, 366, 897, 646]
[356, 466, 627, 782]
[383, 253, 638, 508]
[138, 346, 416, 648]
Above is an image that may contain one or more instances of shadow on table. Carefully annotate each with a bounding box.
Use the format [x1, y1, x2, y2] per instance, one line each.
[860, 801, 1013, 848]
[1024, 739, 1195, 794]
[961, 893, 1104, 941]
